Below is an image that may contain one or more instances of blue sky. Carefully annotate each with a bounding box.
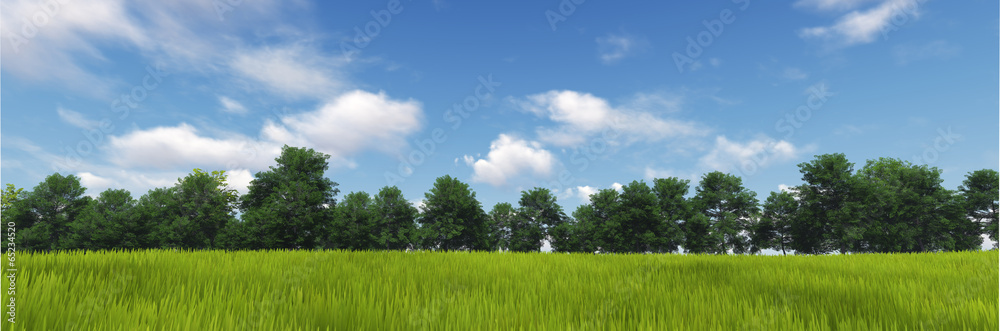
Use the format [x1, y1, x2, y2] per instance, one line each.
[2, 0, 997, 250]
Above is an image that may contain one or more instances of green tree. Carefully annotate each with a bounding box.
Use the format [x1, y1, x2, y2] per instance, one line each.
[169, 170, 238, 249]
[959, 169, 999, 249]
[691, 171, 759, 254]
[684, 213, 718, 254]
[9, 173, 90, 251]
[68, 189, 150, 250]
[371, 186, 419, 250]
[507, 208, 544, 252]
[794, 154, 863, 254]
[136, 187, 179, 248]
[756, 191, 797, 255]
[565, 202, 602, 253]
[487, 202, 516, 251]
[1, 184, 24, 214]
[418, 175, 489, 251]
[330, 191, 378, 250]
[240, 146, 339, 249]
[1, 184, 25, 242]
[585, 188, 625, 253]
[651, 177, 691, 253]
[855, 158, 976, 252]
[512, 188, 568, 252]
[616, 180, 663, 253]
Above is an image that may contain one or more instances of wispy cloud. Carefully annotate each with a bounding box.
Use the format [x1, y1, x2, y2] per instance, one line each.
[797, 0, 925, 48]
[57, 107, 102, 130]
[0, 0, 311, 98]
[596, 32, 648, 65]
[230, 44, 350, 100]
[793, 0, 883, 12]
[218, 96, 248, 115]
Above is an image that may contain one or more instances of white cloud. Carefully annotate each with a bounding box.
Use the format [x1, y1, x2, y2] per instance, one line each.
[699, 136, 806, 173]
[464, 134, 556, 187]
[108, 90, 423, 171]
[797, 0, 924, 47]
[409, 199, 426, 210]
[230, 45, 348, 100]
[575, 185, 599, 203]
[218, 96, 248, 115]
[78, 172, 114, 193]
[226, 168, 255, 196]
[108, 123, 266, 170]
[515, 90, 705, 147]
[644, 167, 674, 180]
[778, 184, 793, 193]
[264, 90, 423, 158]
[57, 108, 102, 130]
[611, 182, 624, 192]
[0, 0, 290, 96]
[596, 32, 648, 64]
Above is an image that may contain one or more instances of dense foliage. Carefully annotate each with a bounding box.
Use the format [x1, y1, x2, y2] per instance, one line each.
[3, 148, 996, 254]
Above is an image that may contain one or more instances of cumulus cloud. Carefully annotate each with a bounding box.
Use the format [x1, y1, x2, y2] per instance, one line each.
[78, 172, 115, 192]
[107, 123, 263, 170]
[264, 90, 423, 157]
[515, 90, 705, 147]
[575, 185, 599, 202]
[699, 136, 807, 174]
[108, 90, 423, 171]
[226, 168, 255, 196]
[611, 182, 623, 192]
[797, 0, 924, 47]
[596, 32, 648, 64]
[463, 134, 556, 187]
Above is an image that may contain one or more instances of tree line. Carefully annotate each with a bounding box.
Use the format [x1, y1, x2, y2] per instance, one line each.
[2, 145, 996, 254]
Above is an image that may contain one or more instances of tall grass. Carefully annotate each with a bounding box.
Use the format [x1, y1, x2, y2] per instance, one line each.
[2, 249, 995, 330]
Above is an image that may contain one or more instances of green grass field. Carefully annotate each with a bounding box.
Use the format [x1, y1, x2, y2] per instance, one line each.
[2, 249, 996, 330]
